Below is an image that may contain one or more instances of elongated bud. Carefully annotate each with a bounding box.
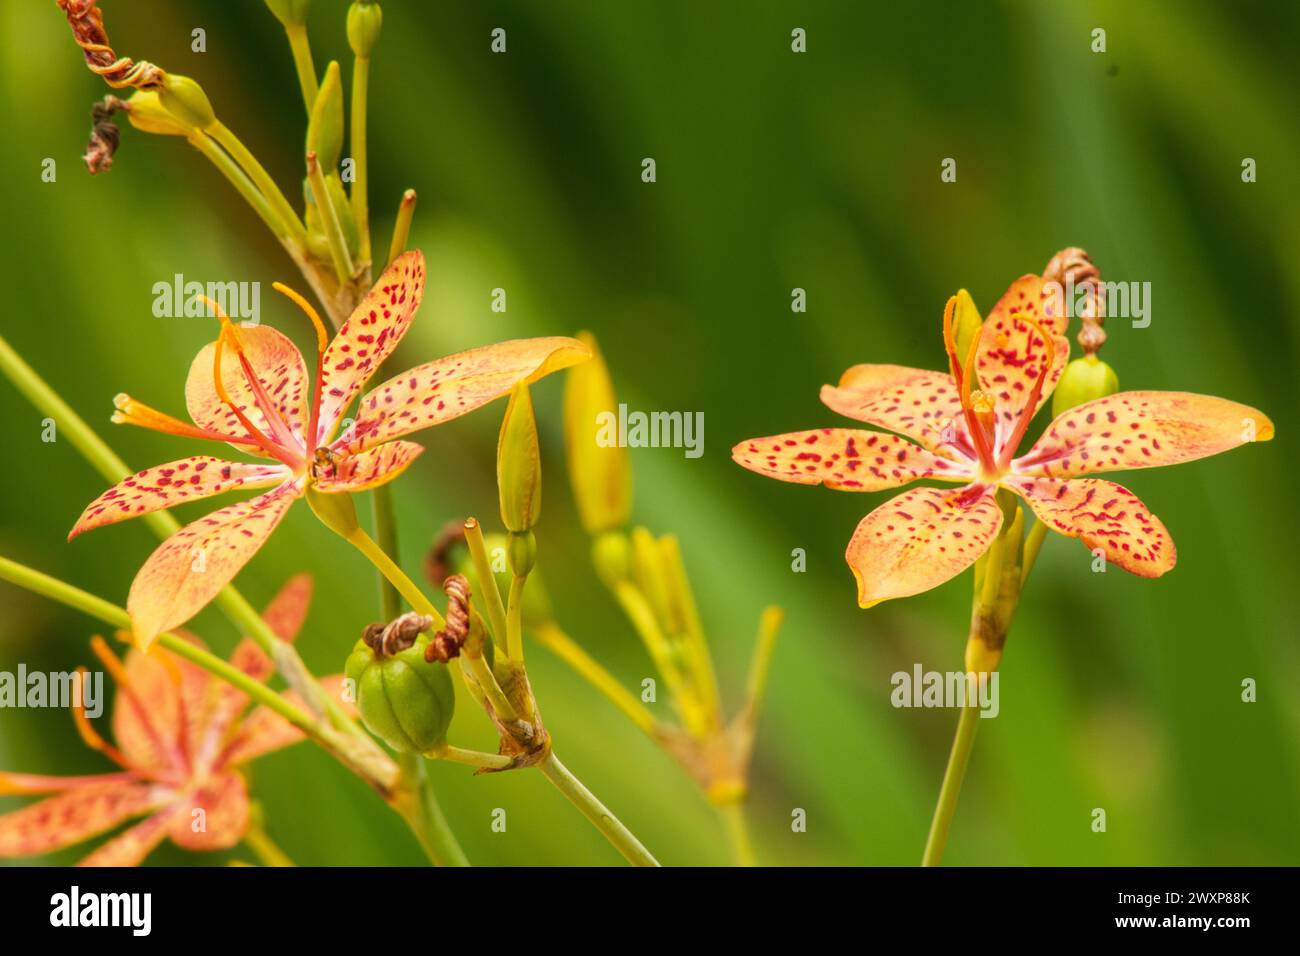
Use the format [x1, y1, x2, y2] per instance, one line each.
[347, 1, 383, 57]
[1052, 355, 1119, 417]
[305, 484, 359, 538]
[952, 289, 983, 365]
[265, 0, 311, 27]
[124, 91, 188, 137]
[345, 619, 455, 753]
[307, 61, 344, 172]
[157, 74, 215, 131]
[563, 331, 631, 535]
[497, 382, 541, 533]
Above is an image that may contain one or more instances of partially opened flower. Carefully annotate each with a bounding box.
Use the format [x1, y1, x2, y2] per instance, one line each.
[733, 273, 1273, 607]
[70, 250, 589, 646]
[0, 576, 326, 866]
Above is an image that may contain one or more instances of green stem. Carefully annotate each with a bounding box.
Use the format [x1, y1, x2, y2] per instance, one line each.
[1020, 520, 1049, 587]
[394, 754, 470, 867]
[463, 518, 510, 651]
[345, 527, 445, 628]
[427, 743, 513, 770]
[207, 121, 306, 245]
[188, 131, 288, 242]
[351, 55, 372, 263]
[537, 752, 660, 867]
[718, 801, 757, 867]
[307, 151, 355, 284]
[370, 485, 403, 620]
[506, 573, 526, 661]
[921, 702, 981, 867]
[284, 23, 320, 115]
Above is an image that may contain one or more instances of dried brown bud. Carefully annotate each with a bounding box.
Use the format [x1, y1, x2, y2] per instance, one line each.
[426, 575, 471, 663]
[362, 611, 434, 658]
[423, 518, 469, 590]
[57, 0, 166, 91]
[1043, 247, 1107, 356]
[83, 95, 126, 175]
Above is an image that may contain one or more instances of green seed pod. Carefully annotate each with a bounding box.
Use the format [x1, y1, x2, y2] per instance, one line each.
[265, 0, 311, 28]
[157, 74, 215, 132]
[347, 1, 383, 58]
[307, 61, 344, 172]
[1052, 355, 1119, 418]
[125, 91, 189, 137]
[497, 382, 541, 533]
[345, 635, 455, 753]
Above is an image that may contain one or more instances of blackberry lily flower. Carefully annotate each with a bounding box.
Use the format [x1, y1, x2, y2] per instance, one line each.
[733, 274, 1273, 607]
[0, 577, 327, 866]
[70, 251, 589, 646]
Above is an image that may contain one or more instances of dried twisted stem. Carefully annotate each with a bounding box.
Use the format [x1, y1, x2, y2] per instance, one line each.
[1043, 246, 1107, 355]
[57, 0, 165, 90]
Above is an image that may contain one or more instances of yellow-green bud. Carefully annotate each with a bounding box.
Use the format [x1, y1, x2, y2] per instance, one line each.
[563, 331, 631, 535]
[953, 288, 982, 365]
[591, 530, 630, 588]
[125, 91, 188, 137]
[347, 1, 383, 57]
[307, 61, 344, 172]
[157, 74, 215, 131]
[1052, 355, 1119, 418]
[345, 635, 454, 753]
[507, 530, 536, 577]
[497, 382, 541, 533]
[305, 483, 359, 539]
[265, 0, 311, 28]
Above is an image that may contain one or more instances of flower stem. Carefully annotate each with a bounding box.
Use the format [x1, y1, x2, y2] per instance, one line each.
[427, 743, 514, 770]
[283, 23, 319, 116]
[346, 527, 445, 628]
[718, 801, 757, 867]
[921, 702, 981, 867]
[531, 623, 657, 735]
[307, 151, 355, 285]
[208, 121, 307, 245]
[536, 752, 660, 867]
[387, 189, 417, 268]
[394, 753, 470, 867]
[370, 485, 403, 620]
[463, 518, 510, 651]
[351, 54, 372, 264]
[188, 130, 289, 242]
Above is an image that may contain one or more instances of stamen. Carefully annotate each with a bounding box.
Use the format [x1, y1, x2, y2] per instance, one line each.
[273, 281, 330, 448]
[958, 320, 998, 473]
[69, 663, 131, 770]
[997, 313, 1057, 469]
[91, 635, 186, 773]
[942, 295, 964, 389]
[112, 394, 252, 445]
[209, 324, 300, 466]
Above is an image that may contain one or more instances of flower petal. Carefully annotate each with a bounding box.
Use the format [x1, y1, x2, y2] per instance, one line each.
[77, 808, 178, 867]
[166, 772, 249, 852]
[0, 771, 141, 796]
[1007, 475, 1175, 577]
[0, 782, 163, 859]
[314, 441, 424, 493]
[819, 364, 977, 460]
[337, 337, 591, 454]
[731, 428, 972, 490]
[846, 484, 1003, 608]
[1013, 391, 1275, 478]
[973, 275, 1070, 446]
[223, 675, 350, 766]
[127, 482, 301, 648]
[112, 646, 185, 773]
[186, 326, 311, 455]
[315, 250, 427, 442]
[69, 458, 290, 540]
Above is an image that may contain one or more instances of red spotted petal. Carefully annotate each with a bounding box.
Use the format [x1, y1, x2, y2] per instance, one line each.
[0, 772, 141, 796]
[314, 441, 424, 494]
[315, 250, 427, 442]
[77, 808, 178, 867]
[69, 458, 289, 540]
[731, 428, 972, 490]
[337, 337, 590, 454]
[846, 484, 1003, 608]
[973, 275, 1070, 446]
[126, 482, 301, 648]
[186, 326, 311, 455]
[820, 364, 976, 461]
[0, 782, 163, 859]
[1007, 475, 1175, 577]
[1013, 391, 1275, 478]
[166, 771, 249, 851]
[112, 646, 186, 773]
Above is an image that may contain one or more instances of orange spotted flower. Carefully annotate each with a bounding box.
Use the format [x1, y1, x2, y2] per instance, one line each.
[70, 250, 589, 646]
[732, 274, 1273, 607]
[0, 576, 325, 866]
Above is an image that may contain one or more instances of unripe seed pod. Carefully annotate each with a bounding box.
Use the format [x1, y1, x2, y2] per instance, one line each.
[347, 1, 383, 58]
[345, 632, 455, 753]
[125, 91, 189, 137]
[157, 74, 215, 131]
[1052, 355, 1119, 418]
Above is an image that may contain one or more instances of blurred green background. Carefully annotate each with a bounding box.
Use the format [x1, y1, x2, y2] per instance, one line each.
[1, 0, 1297, 866]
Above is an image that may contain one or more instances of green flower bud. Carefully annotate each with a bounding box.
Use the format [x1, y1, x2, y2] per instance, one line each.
[265, 0, 311, 28]
[345, 632, 454, 753]
[125, 91, 188, 137]
[305, 483, 359, 539]
[952, 289, 982, 365]
[497, 382, 541, 533]
[157, 74, 215, 132]
[563, 331, 631, 535]
[507, 530, 536, 578]
[347, 1, 383, 58]
[1052, 355, 1119, 418]
[307, 61, 344, 172]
